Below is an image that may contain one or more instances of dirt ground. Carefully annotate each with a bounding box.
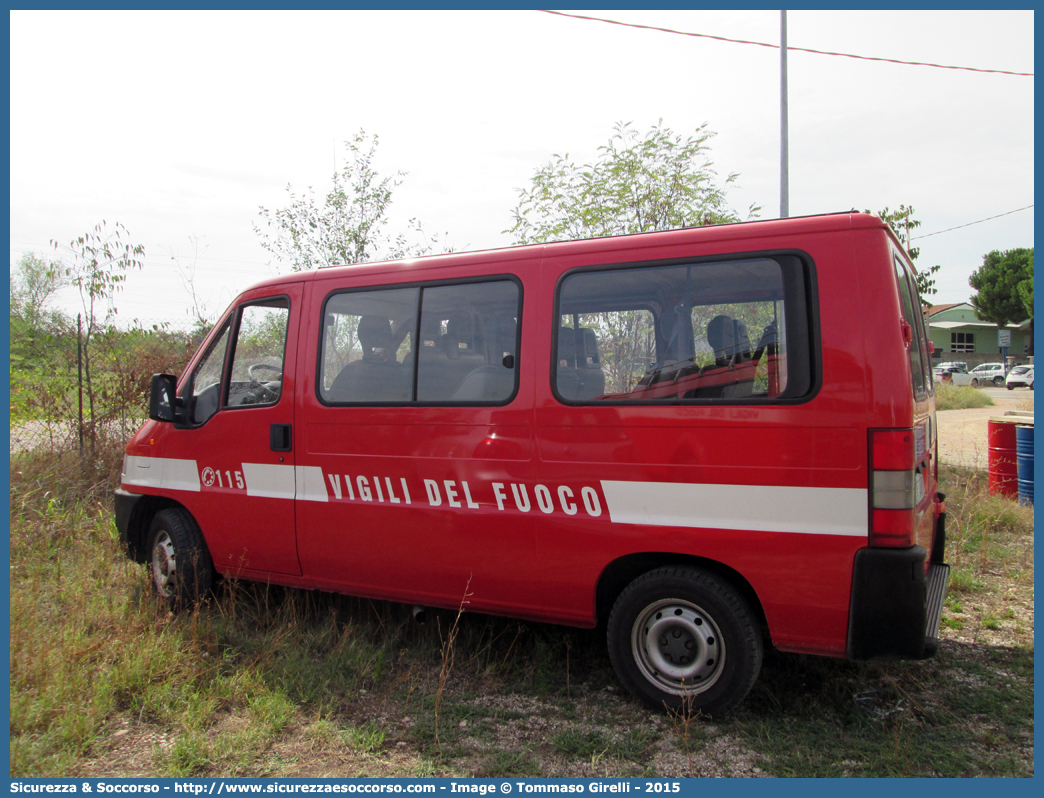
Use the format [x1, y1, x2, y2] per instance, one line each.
[936, 388, 1033, 470]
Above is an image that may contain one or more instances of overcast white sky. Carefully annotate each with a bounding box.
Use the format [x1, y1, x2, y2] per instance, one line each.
[9, 9, 1035, 329]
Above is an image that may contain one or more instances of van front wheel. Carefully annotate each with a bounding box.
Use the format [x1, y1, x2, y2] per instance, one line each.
[147, 508, 214, 606]
[607, 566, 762, 716]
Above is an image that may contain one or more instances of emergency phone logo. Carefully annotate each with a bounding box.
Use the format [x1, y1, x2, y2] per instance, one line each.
[201, 467, 217, 488]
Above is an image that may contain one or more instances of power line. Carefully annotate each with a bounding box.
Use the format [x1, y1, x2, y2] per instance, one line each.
[541, 10, 1034, 77]
[912, 205, 1034, 240]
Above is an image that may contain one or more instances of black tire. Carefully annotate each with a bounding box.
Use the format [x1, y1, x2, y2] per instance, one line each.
[971, 379, 979, 388]
[994, 376, 1005, 386]
[1007, 384, 1014, 390]
[607, 566, 763, 716]
[147, 507, 214, 607]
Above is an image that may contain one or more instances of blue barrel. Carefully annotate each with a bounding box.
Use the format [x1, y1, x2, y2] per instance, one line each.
[1016, 425, 1034, 506]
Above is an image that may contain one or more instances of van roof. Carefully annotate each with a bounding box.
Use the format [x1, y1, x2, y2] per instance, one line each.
[245, 211, 894, 292]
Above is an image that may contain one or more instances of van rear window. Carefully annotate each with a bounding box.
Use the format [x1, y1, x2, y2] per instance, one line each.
[318, 278, 521, 405]
[554, 255, 814, 403]
[893, 256, 931, 398]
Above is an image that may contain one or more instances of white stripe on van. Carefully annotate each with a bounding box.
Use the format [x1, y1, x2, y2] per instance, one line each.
[122, 456, 867, 536]
[296, 465, 329, 502]
[600, 480, 868, 537]
[242, 463, 296, 500]
[122, 455, 201, 492]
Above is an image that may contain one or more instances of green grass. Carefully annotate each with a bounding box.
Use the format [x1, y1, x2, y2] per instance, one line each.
[934, 380, 995, 410]
[552, 728, 610, 758]
[9, 444, 1034, 778]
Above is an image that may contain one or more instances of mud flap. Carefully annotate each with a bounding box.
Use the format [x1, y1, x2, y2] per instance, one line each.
[848, 545, 929, 660]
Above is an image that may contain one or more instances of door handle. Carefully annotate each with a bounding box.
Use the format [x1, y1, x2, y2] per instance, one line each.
[270, 423, 292, 452]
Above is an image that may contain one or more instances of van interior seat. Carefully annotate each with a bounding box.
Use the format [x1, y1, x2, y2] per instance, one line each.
[452, 314, 517, 402]
[411, 315, 453, 401]
[329, 315, 409, 402]
[555, 326, 580, 400]
[753, 321, 778, 361]
[438, 314, 486, 395]
[673, 315, 757, 399]
[555, 326, 605, 400]
[707, 314, 753, 366]
[575, 328, 606, 398]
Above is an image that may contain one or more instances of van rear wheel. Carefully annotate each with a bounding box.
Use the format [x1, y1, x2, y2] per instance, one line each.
[147, 508, 214, 607]
[607, 566, 762, 716]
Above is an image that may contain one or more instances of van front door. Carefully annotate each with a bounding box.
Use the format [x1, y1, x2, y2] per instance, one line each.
[178, 285, 302, 577]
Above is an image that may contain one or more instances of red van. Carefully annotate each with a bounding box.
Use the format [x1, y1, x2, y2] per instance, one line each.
[115, 212, 948, 714]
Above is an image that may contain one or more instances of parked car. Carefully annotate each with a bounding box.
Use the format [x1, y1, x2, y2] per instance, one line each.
[936, 361, 969, 372]
[971, 362, 1007, 386]
[935, 366, 978, 387]
[1006, 364, 1034, 390]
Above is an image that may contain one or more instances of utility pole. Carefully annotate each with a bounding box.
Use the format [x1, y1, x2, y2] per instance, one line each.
[780, 10, 790, 218]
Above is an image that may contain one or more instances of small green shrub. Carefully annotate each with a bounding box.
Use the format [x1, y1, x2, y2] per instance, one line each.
[934, 381, 995, 410]
[552, 728, 609, 758]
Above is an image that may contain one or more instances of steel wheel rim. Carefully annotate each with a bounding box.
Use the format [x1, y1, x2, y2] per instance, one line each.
[151, 531, 177, 597]
[631, 598, 725, 696]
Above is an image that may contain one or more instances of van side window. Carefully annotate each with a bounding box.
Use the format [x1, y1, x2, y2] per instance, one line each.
[417, 281, 519, 402]
[190, 321, 231, 424]
[555, 256, 813, 403]
[319, 278, 520, 405]
[320, 287, 419, 403]
[893, 257, 929, 398]
[227, 299, 291, 408]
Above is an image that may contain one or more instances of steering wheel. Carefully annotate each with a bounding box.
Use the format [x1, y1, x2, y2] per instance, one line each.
[246, 363, 283, 402]
[248, 363, 283, 384]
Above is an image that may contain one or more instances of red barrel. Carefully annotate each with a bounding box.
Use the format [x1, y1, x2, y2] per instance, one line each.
[988, 419, 1019, 498]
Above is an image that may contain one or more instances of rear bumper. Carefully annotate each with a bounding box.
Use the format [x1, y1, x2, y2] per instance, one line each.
[847, 542, 950, 661]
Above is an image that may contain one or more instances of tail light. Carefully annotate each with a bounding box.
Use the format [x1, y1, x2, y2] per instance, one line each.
[870, 429, 918, 547]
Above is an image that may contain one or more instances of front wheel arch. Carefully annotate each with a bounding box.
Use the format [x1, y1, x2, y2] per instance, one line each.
[147, 507, 215, 607]
[123, 494, 184, 563]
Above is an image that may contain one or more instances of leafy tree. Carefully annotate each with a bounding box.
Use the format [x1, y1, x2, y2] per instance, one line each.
[255, 130, 438, 271]
[51, 221, 145, 451]
[11, 253, 67, 323]
[507, 120, 758, 245]
[865, 205, 940, 299]
[1016, 250, 1034, 319]
[969, 247, 1034, 355]
[970, 248, 1034, 325]
[10, 254, 75, 425]
[10, 253, 71, 363]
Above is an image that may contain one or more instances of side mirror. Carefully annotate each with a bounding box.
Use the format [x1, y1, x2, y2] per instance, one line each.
[149, 373, 183, 423]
